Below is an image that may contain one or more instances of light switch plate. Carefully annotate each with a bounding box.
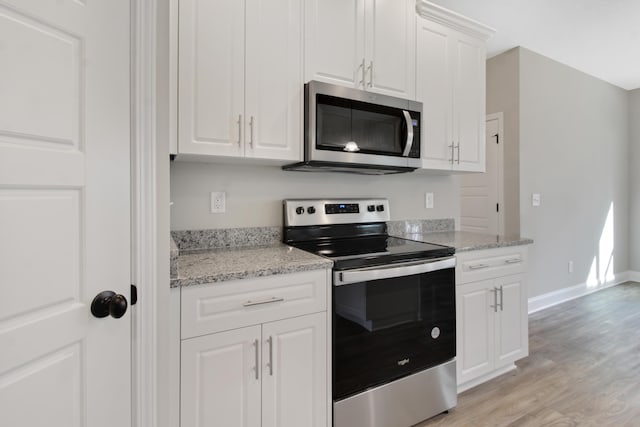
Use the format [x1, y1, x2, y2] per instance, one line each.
[532, 193, 541, 207]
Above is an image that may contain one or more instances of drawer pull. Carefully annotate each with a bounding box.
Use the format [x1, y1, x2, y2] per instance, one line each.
[505, 258, 521, 264]
[242, 296, 284, 307]
[468, 263, 489, 270]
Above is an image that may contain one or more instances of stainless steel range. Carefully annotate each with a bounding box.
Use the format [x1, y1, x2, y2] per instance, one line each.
[283, 199, 457, 427]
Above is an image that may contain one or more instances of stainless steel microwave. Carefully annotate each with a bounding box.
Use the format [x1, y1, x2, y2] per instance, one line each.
[283, 81, 422, 175]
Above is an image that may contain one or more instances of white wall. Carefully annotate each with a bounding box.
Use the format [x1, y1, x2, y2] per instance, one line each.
[486, 48, 520, 236]
[630, 89, 640, 270]
[170, 162, 460, 230]
[518, 48, 630, 298]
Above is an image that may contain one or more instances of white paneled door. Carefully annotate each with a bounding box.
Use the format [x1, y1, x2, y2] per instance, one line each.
[460, 115, 504, 234]
[0, 0, 131, 426]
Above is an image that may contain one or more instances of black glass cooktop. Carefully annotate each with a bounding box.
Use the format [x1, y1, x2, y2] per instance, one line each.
[288, 235, 454, 270]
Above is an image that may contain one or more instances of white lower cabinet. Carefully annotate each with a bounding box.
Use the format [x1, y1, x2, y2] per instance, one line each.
[177, 269, 330, 427]
[181, 326, 262, 427]
[181, 313, 326, 427]
[455, 247, 529, 390]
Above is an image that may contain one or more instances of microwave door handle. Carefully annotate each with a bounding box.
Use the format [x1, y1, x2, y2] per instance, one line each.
[401, 110, 414, 157]
[335, 257, 456, 286]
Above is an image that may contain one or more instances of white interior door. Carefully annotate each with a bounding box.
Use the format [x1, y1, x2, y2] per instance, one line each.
[460, 114, 504, 234]
[0, 1, 131, 426]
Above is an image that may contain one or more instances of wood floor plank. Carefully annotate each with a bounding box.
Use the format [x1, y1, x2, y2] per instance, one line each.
[416, 282, 640, 427]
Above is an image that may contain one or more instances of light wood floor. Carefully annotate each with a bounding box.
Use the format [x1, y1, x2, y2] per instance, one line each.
[417, 282, 640, 427]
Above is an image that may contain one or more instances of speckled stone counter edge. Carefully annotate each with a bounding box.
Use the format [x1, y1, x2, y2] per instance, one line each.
[170, 236, 179, 279]
[170, 259, 333, 288]
[455, 238, 534, 252]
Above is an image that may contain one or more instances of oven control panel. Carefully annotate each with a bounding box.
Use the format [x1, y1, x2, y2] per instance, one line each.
[325, 203, 359, 214]
[284, 199, 390, 226]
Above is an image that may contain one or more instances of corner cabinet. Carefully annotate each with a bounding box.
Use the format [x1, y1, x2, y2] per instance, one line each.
[455, 246, 529, 391]
[176, 0, 302, 162]
[175, 269, 331, 427]
[304, 0, 416, 99]
[416, 3, 494, 172]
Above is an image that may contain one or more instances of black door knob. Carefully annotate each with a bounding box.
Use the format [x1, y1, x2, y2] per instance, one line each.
[91, 291, 128, 319]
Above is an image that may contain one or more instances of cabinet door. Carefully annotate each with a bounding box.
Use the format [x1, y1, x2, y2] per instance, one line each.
[456, 280, 495, 385]
[452, 32, 486, 172]
[416, 17, 453, 171]
[181, 326, 261, 427]
[262, 313, 327, 427]
[245, 0, 302, 161]
[178, 0, 244, 156]
[304, 0, 365, 88]
[364, 0, 415, 98]
[495, 274, 528, 367]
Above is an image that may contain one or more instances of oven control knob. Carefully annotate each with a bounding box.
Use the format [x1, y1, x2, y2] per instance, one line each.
[295, 206, 305, 215]
[376, 205, 385, 212]
[307, 206, 316, 214]
[431, 327, 441, 339]
[367, 205, 375, 212]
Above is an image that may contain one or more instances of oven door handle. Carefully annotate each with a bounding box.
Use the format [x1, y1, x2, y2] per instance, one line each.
[334, 256, 456, 286]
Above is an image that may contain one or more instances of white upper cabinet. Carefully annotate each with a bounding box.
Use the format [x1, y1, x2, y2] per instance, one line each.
[305, 0, 416, 99]
[177, 0, 302, 161]
[416, 2, 494, 172]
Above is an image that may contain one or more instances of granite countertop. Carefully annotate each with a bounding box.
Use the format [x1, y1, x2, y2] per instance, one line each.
[397, 230, 533, 252]
[170, 244, 333, 288]
[169, 220, 531, 288]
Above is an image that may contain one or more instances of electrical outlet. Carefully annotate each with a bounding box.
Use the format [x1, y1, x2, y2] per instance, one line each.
[425, 192, 434, 209]
[532, 193, 541, 207]
[210, 191, 226, 213]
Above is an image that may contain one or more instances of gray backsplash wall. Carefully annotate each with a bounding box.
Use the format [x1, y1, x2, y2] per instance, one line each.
[170, 161, 460, 230]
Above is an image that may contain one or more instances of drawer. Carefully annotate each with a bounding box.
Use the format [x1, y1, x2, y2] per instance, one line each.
[181, 269, 328, 339]
[456, 246, 527, 284]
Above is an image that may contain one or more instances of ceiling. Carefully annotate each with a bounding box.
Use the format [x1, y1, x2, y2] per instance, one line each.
[426, 0, 640, 90]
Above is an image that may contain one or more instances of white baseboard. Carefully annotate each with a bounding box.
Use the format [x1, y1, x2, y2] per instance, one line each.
[527, 271, 635, 314]
[628, 271, 640, 282]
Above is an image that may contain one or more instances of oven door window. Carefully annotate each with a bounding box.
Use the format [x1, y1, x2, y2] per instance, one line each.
[333, 267, 455, 400]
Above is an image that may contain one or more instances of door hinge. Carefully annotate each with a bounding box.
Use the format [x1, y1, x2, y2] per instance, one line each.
[494, 133, 499, 144]
[496, 203, 499, 212]
[131, 284, 138, 305]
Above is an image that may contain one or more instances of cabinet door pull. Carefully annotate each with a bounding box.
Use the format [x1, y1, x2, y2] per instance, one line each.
[490, 287, 498, 312]
[253, 339, 259, 380]
[504, 258, 521, 264]
[367, 60, 373, 88]
[358, 58, 366, 88]
[242, 296, 284, 307]
[249, 116, 254, 147]
[237, 114, 242, 145]
[468, 263, 489, 270]
[268, 336, 274, 376]
[499, 286, 504, 311]
[448, 143, 454, 163]
[455, 144, 460, 164]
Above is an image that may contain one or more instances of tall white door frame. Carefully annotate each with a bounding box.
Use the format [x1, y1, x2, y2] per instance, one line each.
[131, 0, 171, 425]
[460, 113, 504, 234]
